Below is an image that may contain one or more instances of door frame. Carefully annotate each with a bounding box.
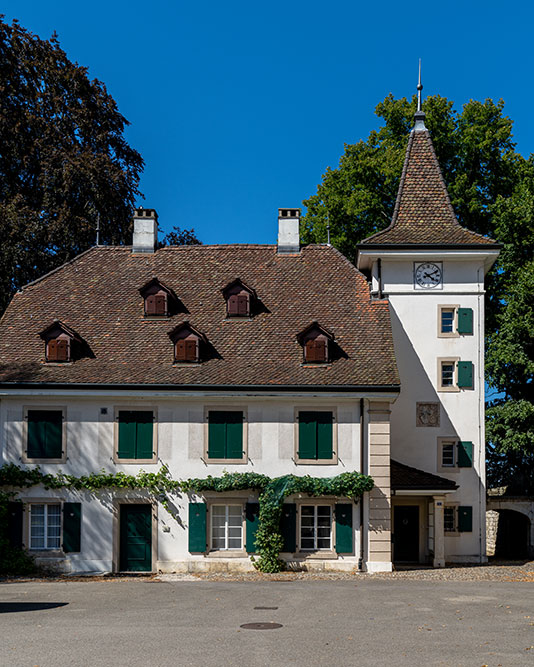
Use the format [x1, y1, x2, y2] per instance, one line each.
[391, 497, 428, 564]
[113, 499, 158, 573]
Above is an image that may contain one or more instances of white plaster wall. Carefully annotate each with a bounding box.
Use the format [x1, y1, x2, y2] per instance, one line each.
[1, 394, 364, 571]
[382, 257, 487, 561]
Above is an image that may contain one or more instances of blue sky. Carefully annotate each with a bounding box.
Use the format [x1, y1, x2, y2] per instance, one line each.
[3, 1, 533, 245]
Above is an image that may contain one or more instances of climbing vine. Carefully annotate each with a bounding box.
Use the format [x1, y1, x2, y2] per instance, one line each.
[0, 464, 373, 574]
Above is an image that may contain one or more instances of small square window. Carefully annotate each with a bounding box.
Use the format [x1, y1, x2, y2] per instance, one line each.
[440, 309, 455, 334]
[441, 362, 455, 386]
[444, 506, 456, 533]
[441, 442, 456, 467]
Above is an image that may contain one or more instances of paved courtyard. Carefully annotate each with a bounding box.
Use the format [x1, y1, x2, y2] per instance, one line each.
[1, 571, 534, 667]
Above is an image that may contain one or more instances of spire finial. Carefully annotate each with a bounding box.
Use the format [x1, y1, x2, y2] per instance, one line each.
[413, 58, 426, 132]
[417, 59, 423, 112]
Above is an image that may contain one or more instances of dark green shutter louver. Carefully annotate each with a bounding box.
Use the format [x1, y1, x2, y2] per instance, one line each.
[135, 412, 154, 459]
[457, 361, 473, 388]
[27, 410, 62, 458]
[226, 412, 243, 458]
[298, 412, 317, 458]
[457, 308, 473, 335]
[7, 502, 23, 549]
[63, 502, 81, 552]
[208, 411, 243, 459]
[188, 503, 207, 552]
[335, 503, 353, 554]
[245, 503, 260, 553]
[458, 506, 473, 532]
[457, 441, 473, 467]
[280, 503, 296, 552]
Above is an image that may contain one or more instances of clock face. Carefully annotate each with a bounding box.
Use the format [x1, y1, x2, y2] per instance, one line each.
[414, 262, 442, 289]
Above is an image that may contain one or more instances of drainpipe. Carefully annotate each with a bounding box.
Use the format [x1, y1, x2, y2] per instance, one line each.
[359, 397, 365, 570]
[477, 269, 484, 562]
[377, 259, 383, 299]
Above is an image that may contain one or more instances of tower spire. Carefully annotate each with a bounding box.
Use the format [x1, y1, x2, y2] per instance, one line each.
[414, 59, 426, 132]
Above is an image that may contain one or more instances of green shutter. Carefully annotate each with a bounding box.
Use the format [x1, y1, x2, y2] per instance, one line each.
[7, 502, 23, 549]
[457, 441, 473, 467]
[335, 503, 353, 554]
[27, 410, 62, 458]
[280, 503, 296, 552]
[457, 361, 473, 388]
[118, 412, 136, 459]
[225, 412, 243, 459]
[458, 506, 473, 532]
[188, 503, 207, 552]
[457, 308, 473, 335]
[298, 412, 318, 459]
[135, 412, 154, 459]
[63, 502, 81, 552]
[208, 412, 226, 458]
[317, 412, 333, 459]
[245, 503, 260, 553]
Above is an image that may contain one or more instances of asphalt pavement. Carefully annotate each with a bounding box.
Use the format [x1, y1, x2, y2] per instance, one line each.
[1, 578, 533, 667]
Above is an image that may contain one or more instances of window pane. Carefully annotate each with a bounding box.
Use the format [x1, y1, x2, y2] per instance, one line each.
[317, 537, 331, 549]
[441, 310, 454, 333]
[444, 507, 455, 532]
[212, 505, 226, 517]
[442, 443, 455, 466]
[301, 506, 314, 517]
[301, 538, 314, 550]
[441, 363, 454, 386]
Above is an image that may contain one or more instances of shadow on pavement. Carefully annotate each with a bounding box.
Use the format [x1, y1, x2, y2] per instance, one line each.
[0, 602, 68, 613]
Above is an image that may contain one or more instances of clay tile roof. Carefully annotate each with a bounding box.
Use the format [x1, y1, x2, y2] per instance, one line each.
[361, 129, 497, 246]
[391, 459, 458, 491]
[0, 244, 400, 389]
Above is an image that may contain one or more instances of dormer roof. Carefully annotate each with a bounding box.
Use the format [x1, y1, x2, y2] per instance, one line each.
[39, 320, 84, 343]
[361, 126, 497, 248]
[296, 322, 334, 344]
[221, 278, 257, 298]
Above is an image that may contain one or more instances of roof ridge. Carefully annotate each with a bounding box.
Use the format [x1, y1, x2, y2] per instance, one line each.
[17, 246, 99, 293]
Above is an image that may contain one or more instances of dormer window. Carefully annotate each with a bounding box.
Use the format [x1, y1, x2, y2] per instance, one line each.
[297, 323, 334, 364]
[39, 321, 86, 364]
[168, 322, 207, 363]
[222, 279, 256, 318]
[139, 278, 177, 318]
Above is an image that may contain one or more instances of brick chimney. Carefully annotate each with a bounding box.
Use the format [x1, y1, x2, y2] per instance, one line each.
[132, 208, 158, 254]
[277, 208, 300, 254]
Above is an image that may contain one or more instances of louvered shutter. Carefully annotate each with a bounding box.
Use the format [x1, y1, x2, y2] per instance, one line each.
[27, 410, 62, 458]
[298, 412, 318, 459]
[316, 412, 333, 459]
[280, 504, 297, 552]
[136, 412, 154, 459]
[245, 503, 260, 553]
[237, 294, 249, 316]
[145, 295, 156, 315]
[228, 294, 239, 316]
[208, 412, 226, 458]
[335, 504, 353, 554]
[155, 294, 166, 315]
[457, 308, 473, 335]
[7, 502, 23, 549]
[118, 411, 136, 458]
[188, 503, 207, 552]
[47, 339, 58, 361]
[175, 340, 186, 362]
[63, 503, 82, 552]
[56, 339, 69, 361]
[185, 339, 198, 362]
[305, 340, 316, 362]
[225, 411, 243, 458]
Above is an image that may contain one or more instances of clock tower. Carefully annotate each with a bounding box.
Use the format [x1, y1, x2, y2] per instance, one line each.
[357, 77, 500, 567]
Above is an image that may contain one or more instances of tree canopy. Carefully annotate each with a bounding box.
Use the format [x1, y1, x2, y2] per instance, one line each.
[302, 94, 534, 492]
[0, 17, 143, 312]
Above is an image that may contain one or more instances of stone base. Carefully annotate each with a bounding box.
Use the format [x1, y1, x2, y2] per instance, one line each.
[157, 557, 360, 574]
[446, 555, 488, 564]
[365, 561, 393, 573]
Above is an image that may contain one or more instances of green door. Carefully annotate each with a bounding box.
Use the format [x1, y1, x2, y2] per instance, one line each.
[119, 504, 152, 572]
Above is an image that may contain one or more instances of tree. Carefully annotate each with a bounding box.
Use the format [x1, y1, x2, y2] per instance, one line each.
[160, 226, 202, 247]
[0, 17, 143, 313]
[302, 94, 534, 492]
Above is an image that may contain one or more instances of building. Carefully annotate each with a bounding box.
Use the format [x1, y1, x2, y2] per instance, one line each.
[0, 101, 499, 574]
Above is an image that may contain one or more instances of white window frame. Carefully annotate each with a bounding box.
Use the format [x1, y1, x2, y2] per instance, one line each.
[437, 304, 460, 338]
[437, 357, 460, 393]
[29, 502, 62, 551]
[209, 503, 245, 552]
[298, 503, 333, 552]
